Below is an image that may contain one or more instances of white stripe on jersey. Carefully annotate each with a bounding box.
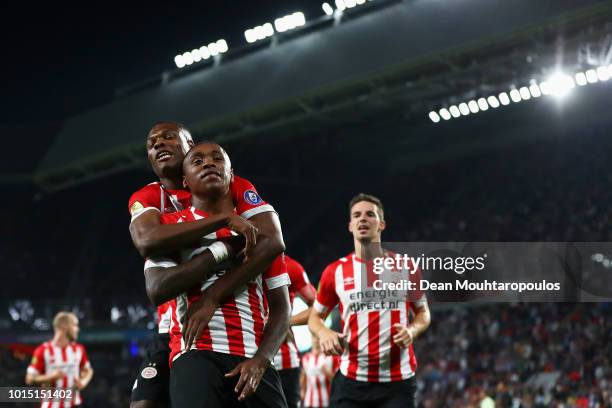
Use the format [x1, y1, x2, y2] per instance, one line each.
[240, 204, 275, 220]
[159, 303, 173, 334]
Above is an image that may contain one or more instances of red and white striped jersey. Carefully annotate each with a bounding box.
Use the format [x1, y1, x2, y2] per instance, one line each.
[273, 255, 314, 370]
[145, 207, 290, 364]
[301, 352, 339, 408]
[128, 175, 273, 334]
[27, 341, 90, 407]
[314, 253, 427, 383]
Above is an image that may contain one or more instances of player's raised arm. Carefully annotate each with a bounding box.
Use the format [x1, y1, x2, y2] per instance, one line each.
[225, 285, 291, 401]
[130, 209, 256, 258]
[144, 236, 245, 305]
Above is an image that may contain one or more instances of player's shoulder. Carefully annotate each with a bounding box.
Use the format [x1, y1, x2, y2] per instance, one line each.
[324, 253, 353, 271]
[33, 342, 49, 354]
[131, 181, 162, 196]
[160, 208, 193, 224]
[72, 342, 87, 351]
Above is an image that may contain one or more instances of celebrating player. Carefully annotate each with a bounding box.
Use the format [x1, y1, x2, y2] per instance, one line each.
[144, 142, 291, 408]
[128, 121, 272, 408]
[273, 255, 317, 408]
[308, 193, 431, 408]
[26, 312, 93, 408]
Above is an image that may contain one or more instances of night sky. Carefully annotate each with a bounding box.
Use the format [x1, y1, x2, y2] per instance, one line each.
[1, 1, 323, 172]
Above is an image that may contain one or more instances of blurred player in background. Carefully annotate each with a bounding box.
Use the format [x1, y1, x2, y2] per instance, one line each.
[25, 311, 93, 407]
[300, 335, 339, 408]
[273, 255, 316, 408]
[308, 193, 431, 408]
[144, 142, 290, 408]
[128, 121, 267, 408]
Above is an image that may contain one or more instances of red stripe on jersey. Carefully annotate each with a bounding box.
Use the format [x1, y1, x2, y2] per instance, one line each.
[59, 346, 66, 408]
[342, 258, 355, 291]
[247, 284, 265, 347]
[346, 313, 359, 379]
[406, 302, 418, 373]
[314, 368, 323, 407]
[389, 309, 402, 381]
[222, 300, 246, 356]
[367, 311, 380, 382]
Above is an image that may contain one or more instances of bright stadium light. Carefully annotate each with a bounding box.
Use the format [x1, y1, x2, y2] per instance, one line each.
[245, 29, 257, 43]
[274, 12, 306, 32]
[529, 83, 542, 98]
[439, 108, 451, 120]
[487, 95, 500, 108]
[199, 46, 211, 60]
[519, 86, 531, 100]
[208, 42, 220, 56]
[335, 0, 346, 10]
[191, 49, 202, 62]
[467, 100, 479, 113]
[477, 98, 489, 111]
[182, 51, 194, 66]
[596, 66, 610, 81]
[509, 89, 522, 103]
[345, 0, 357, 8]
[498, 92, 510, 105]
[542, 72, 575, 98]
[449, 105, 461, 118]
[429, 111, 441, 123]
[356, 0, 366, 4]
[458, 102, 470, 115]
[174, 55, 185, 68]
[322, 2, 334, 15]
[585, 69, 598, 84]
[216, 39, 229, 54]
[575, 72, 587, 86]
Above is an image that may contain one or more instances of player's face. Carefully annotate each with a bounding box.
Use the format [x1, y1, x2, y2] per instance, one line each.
[64, 317, 80, 342]
[348, 201, 385, 242]
[146, 123, 193, 176]
[183, 143, 232, 195]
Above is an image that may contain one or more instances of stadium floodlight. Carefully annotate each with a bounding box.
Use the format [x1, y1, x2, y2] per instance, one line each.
[487, 95, 500, 108]
[529, 84, 541, 98]
[585, 69, 598, 84]
[208, 42, 220, 56]
[190, 49, 202, 62]
[439, 108, 451, 120]
[335, 0, 346, 10]
[322, 2, 334, 15]
[467, 100, 479, 113]
[449, 105, 461, 118]
[216, 39, 229, 54]
[274, 12, 306, 32]
[356, 0, 366, 4]
[345, 0, 357, 8]
[477, 98, 489, 111]
[519, 86, 531, 100]
[596, 66, 610, 81]
[174, 55, 186, 68]
[509, 89, 522, 103]
[575, 72, 587, 86]
[498, 92, 510, 105]
[429, 111, 441, 123]
[245, 29, 257, 43]
[542, 72, 575, 98]
[199, 46, 211, 60]
[182, 51, 194, 66]
[458, 102, 470, 115]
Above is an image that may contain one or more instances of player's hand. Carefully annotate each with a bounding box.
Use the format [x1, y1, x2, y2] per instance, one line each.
[319, 328, 345, 356]
[48, 370, 66, 381]
[226, 215, 258, 258]
[392, 323, 415, 348]
[225, 354, 270, 401]
[73, 377, 84, 390]
[183, 295, 218, 350]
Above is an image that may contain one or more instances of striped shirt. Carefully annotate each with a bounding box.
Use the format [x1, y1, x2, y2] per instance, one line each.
[27, 341, 90, 407]
[145, 207, 290, 364]
[314, 253, 427, 382]
[273, 255, 314, 370]
[301, 352, 339, 408]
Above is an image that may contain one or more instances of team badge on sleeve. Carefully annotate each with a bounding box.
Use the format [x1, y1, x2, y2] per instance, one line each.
[244, 190, 262, 205]
[141, 366, 158, 379]
[130, 201, 144, 215]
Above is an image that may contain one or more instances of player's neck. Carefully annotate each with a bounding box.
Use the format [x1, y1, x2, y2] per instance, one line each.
[158, 176, 183, 191]
[192, 193, 234, 215]
[354, 239, 383, 260]
[52, 333, 70, 347]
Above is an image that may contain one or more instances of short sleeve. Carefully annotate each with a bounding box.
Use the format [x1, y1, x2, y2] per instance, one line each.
[79, 345, 91, 370]
[27, 345, 45, 376]
[128, 185, 161, 222]
[314, 263, 340, 314]
[286, 257, 308, 293]
[231, 175, 275, 219]
[263, 255, 291, 290]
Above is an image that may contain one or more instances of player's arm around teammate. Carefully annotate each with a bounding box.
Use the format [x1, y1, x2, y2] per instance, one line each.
[226, 284, 291, 401]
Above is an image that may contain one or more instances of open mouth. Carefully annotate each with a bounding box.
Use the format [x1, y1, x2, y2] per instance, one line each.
[156, 151, 173, 161]
[358, 225, 370, 232]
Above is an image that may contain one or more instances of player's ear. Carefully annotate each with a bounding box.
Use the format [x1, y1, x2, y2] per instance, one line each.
[182, 175, 188, 189]
[230, 168, 234, 183]
[348, 220, 353, 233]
[378, 220, 386, 232]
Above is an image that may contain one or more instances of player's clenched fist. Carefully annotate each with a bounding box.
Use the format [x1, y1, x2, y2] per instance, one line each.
[392, 323, 415, 348]
[318, 328, 345, 356]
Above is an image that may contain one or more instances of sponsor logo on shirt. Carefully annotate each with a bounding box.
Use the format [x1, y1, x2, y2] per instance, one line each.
[130, 201, 144, 215]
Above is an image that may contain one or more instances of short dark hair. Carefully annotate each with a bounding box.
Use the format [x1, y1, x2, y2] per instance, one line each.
[349, 193, 384, 221]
